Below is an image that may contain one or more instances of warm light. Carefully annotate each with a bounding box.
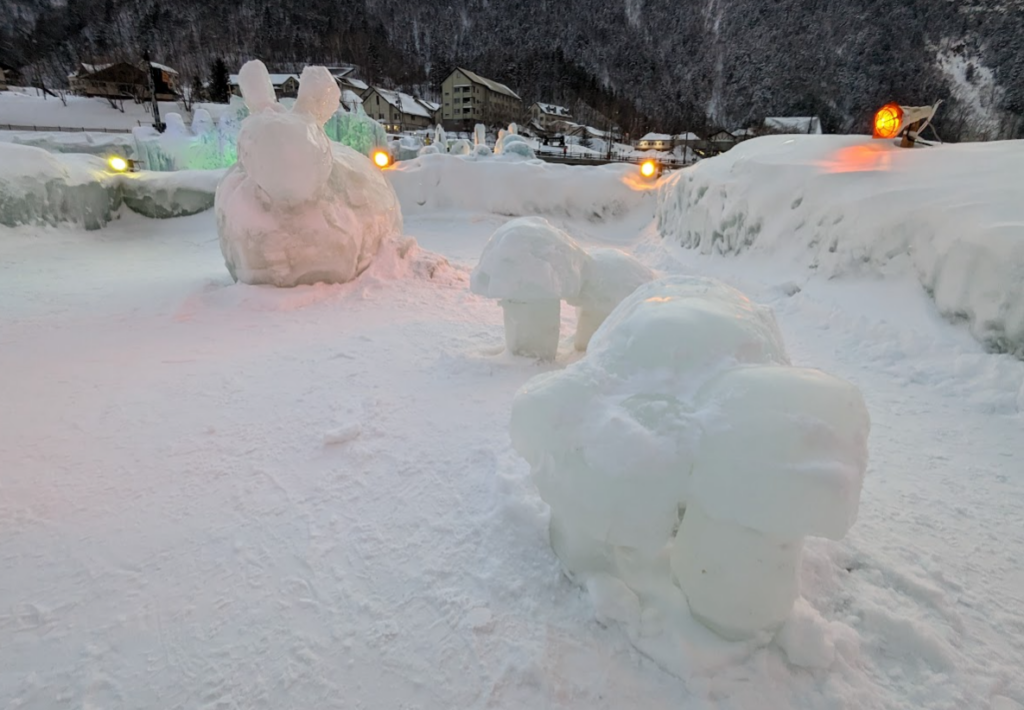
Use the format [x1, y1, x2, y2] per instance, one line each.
[373, 150, 391, 168]
[108, 156, 129, 172]
[640, 160, 656, 178]
[873, 103, 904, 139]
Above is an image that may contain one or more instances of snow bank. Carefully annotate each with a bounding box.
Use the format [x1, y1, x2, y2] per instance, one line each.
[388, 153, 658, 222]
[0, 130, 134, 157]
[121, 169, 225, 218]
[656, 135, 1024, 356]
[510, 275, 870, 666]
[0, 144, 120, 229]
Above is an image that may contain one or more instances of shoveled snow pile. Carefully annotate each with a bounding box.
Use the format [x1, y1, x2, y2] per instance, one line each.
[0, 143, 120, 229]
[656, 135, 1024, 356]
[216, 61, 402, 287]
[0, 143, 227, 225]
[510, 275, 871, 671]
[388, 153, 658, 221]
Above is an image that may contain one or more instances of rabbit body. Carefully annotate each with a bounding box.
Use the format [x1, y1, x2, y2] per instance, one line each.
[215, 60, 402, 287]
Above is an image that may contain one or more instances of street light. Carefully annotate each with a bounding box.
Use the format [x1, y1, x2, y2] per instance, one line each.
[373, 150, 391, 168]
[872, 101, 942, 147]
[640, 160, 657, 178]
[108, 155, 130, 172]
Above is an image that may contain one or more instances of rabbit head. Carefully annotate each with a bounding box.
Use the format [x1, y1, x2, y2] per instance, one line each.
[236, 60, 341, 205]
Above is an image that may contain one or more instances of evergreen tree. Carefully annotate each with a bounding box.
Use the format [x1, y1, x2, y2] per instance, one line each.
[209, 57, 230, 103]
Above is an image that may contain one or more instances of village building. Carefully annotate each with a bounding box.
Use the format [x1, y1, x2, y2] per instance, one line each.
[228, 73, 300, 99]
[763, 116, 823, 134]
[440, 68, 521, 129]
[69, 61, 180, 100]
[362, 87, 440, 132]
[530, 102, 573, 131]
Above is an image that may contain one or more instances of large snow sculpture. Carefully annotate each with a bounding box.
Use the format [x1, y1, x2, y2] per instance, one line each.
[510, 276, 870, 644]
[567, 248, 655, 351]
[672, 365, 870, 640]
[215, 60, 403, 287]
[470, 216, 588, 359]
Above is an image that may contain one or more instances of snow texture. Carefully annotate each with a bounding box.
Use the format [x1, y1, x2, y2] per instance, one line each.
[657, 135, 1024, 356]
[214, 60, 402, 287]
[511, 275, 870, 649]
[121, 168, 225, 218]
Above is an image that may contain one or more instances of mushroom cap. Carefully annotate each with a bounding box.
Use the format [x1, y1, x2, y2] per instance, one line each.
[568, 248, 656, 313]
[690, 364, 870, 540]
[470, 216, 589, 302]
[587, 275, 790, 377]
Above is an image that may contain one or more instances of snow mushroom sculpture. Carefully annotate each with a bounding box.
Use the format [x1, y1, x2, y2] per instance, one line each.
[568, 248, 655, 351]
[672, 365, 870, 640]
[215, 60, 403, 287]
[510, 275, 870, 644]
[471, 216, 588, 359]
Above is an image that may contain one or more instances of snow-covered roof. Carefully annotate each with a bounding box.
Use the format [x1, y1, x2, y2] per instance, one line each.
[342, 77, 368, 91]
[535, 102, 571, 117]
[455, 68, 520, 100]
[340, 89, 363, 106]
[373, 88, 437, 119]
[69, 61, 178, 79]
[150, 62, 178, 75]
[639, 132, 673, 142]
[418, 98, 441, 112]
[764, 116, 822, 134]
[228, 73, 299, 87]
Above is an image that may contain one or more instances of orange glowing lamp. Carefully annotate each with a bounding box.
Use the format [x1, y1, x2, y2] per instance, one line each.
[872, 103, 904, 139]
[373, 150, 391, 168]
[640, 160, 657, 178]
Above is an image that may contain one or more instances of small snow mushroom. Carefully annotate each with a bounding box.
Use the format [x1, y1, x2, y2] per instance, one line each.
[471, 216, 589, 359]
[671, 365, 870, 640]
[568, 248, 656, 351]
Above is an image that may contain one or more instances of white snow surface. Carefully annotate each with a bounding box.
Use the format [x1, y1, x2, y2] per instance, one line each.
[657, 135, 1024, 356]
[1, 148, 1024, 708]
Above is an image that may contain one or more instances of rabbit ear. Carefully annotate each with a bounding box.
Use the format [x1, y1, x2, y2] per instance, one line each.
[292, 66, 341, 126]
[238, 60, 279, 114]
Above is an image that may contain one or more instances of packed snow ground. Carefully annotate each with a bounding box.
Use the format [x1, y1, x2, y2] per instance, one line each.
[2, 154, 1023, 709]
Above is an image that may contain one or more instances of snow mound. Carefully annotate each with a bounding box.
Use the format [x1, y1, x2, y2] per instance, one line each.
[510, 275, 870, 663]
[122, 169, 225, 218]
[656, 135, 1024, 356]
[215, 60, 402, 287]
[0, 143, 120, 229]
[388, 153, 656, 222]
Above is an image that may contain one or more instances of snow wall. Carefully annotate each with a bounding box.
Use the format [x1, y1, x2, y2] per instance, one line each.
[132, 101, 387, 172]
[656, 135, 1024, 357]
[387, 153, 658, 222]
[0, 144, 224, 228]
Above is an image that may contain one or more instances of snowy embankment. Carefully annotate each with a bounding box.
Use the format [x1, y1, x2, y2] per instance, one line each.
[388, 153, 658, 222]
[0, 144, 223, 226]
[656, 136, 1024, 356]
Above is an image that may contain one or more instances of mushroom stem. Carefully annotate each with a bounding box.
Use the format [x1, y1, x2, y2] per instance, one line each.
[573, 306, 611, 351]
[670, 504, 802, 640]
[500, 299, 561, 359]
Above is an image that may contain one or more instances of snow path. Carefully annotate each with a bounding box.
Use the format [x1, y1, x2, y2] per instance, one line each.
[1, 210, 1022, 709]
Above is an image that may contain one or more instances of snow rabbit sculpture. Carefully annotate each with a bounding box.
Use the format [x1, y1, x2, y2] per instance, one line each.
[215, 60, 403, 287]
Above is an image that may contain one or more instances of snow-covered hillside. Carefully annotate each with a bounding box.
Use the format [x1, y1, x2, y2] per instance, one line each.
[1, 148, 1022, 709]
[0, 88, 229, 130]
[656, 135, 1024, 356]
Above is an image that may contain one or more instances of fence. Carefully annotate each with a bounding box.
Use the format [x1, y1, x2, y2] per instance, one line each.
[0, 124, 136, 133]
